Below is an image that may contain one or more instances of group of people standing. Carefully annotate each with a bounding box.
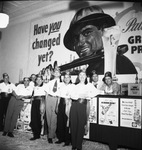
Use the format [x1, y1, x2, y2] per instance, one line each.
[0, 66, 120, 150]
[0, 4, 126, 150]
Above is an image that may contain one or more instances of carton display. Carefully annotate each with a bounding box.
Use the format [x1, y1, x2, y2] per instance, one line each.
[128, 83, 142, 96]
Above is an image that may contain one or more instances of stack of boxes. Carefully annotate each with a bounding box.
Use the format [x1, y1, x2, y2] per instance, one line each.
[121, 83, 142, 96]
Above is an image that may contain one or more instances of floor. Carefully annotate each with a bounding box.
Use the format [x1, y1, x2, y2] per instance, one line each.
[0, 130, 132, 150]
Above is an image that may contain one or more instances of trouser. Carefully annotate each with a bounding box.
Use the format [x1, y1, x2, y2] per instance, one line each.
[30, 99, 42, 138]
[70, 101, 87, 150]
[4, 96, 24, 132]
[0, 94, 11, 130]
[56, 98, 71, 143]
[45, 95, 57, 139]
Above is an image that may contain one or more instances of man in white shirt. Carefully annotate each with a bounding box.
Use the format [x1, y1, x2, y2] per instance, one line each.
[30, 75, 46, 140]
[55, 71, 74, 146]
[0, 73, 15, 131]
[2, 77, 33, 137]
[29, 74, 36, 88]
[89, 70, 103, 90]
[44, 67, 61, 143]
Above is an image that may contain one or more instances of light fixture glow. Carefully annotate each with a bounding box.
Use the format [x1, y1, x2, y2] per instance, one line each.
[0, 12, 9, 28]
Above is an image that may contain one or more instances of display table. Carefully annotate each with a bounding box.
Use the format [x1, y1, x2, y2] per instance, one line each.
[88, 95, 141, 150]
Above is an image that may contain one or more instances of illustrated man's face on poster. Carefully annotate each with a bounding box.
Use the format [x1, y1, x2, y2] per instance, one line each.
[73, 24, 103, 58]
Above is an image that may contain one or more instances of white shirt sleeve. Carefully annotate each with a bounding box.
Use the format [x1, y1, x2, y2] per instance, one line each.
[43, 82, 49, 94]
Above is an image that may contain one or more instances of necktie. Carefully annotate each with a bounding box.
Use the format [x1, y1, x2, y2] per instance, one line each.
[94, 83, 97, 88]
[53, 80, 57, 92]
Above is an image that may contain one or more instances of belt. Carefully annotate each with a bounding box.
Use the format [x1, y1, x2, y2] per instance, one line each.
[72, 98, 87, 104]
[48, 94, 57, 98]
[34, 96, 45, 100]
[0, 92, 12, 98]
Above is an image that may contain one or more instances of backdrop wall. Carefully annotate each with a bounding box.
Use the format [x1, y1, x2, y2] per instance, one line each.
[0, 1, 141, 84]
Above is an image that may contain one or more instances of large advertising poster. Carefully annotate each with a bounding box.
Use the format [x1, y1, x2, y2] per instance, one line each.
[28, 1, 142, 81]
[99, 97, 119, 126]
[120, 98, 141, 129]
[115, 3, 142, 79]
[28, 12, 78, 76]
